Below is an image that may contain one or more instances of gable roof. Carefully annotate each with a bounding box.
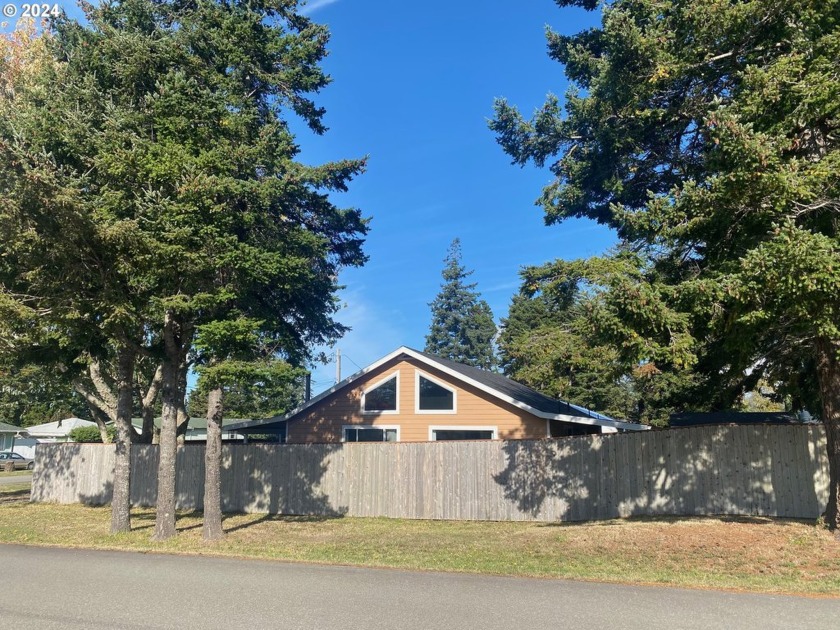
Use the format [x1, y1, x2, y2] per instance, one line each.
[127, 417, 253, 432]
[24, 417, 96, 437]
[0, 422, 26, 434]
[227, 346, 649, 433]
[411, 349, 612, 419]
[669, 411, 814, 427]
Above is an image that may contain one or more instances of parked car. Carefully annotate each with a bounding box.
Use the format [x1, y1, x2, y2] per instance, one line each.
[0, 451, 34, 470]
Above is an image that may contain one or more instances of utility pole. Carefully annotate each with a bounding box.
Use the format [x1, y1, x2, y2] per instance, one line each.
[335, 348, 341, 384]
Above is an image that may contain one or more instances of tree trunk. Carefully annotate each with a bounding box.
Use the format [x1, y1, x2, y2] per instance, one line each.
[137, 404, 155, 445]
[89, 406, 112, 444]
[137, 364, 164, 445]
[176, 367, 190, 446]
[153, 312, 181, 541]
[203, 385, 224, 541]
[815, 337, 840, 532]
[111, 347, 136, 534]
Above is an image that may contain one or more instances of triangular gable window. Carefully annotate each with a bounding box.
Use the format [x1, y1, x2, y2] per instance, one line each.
[416, 372, 456, 412]
[362, 374, 398, 413]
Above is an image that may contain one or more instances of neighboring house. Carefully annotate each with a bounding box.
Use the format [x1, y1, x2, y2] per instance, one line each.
[24, 417, 98, 443]
[669, 411, 816, 427]
[129, 417, 247, 442]
[0, 422, 38, 458]
[0, 421, 25, 452]
[227, 346, 649, 443]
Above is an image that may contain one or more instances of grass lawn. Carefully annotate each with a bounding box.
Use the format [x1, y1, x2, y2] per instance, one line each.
[0, 470, 32, 477]
[0, 483, 31, 495]
[0, 500, 838, 596]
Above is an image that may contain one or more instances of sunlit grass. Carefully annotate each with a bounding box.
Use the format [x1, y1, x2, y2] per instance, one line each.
[0, 502, 838, 596]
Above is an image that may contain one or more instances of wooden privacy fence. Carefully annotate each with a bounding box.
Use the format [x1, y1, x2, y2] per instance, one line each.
[31, 425, 829, 522]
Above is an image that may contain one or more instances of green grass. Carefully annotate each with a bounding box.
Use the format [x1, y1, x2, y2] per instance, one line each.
[0, 502, 838, 596]
[0, 470, 32, 477]
[0, 483, 31, 495]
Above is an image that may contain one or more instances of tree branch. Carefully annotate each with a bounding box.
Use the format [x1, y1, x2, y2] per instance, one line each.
[72, 378, 116, 422]
[89, 360, 118, 411]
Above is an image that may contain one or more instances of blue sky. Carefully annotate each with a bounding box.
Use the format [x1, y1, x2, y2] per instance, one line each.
[292, 0, 615, 392]
[3, 1, 615, 395]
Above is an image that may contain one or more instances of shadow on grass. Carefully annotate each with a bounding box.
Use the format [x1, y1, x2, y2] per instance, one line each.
[536, 514, 814, 528]
[0, 488, 30, 504]
[115, 509, 345, 534]
[110, 509, 205, 533]
[222, 512, 345, 534]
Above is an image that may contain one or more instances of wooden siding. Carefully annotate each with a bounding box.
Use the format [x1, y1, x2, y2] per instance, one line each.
[287, 357, 547, 443]
[31, 425, 830, 522]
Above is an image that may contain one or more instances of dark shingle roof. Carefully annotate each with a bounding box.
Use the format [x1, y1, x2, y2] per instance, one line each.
[226, 345, 635, 432]
[669, 411, 811, 427]
[409, 349, 607, 420]
[128, 417, 253, 431]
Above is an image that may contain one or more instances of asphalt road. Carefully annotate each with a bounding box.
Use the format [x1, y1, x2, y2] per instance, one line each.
[0, 544, 836, 629]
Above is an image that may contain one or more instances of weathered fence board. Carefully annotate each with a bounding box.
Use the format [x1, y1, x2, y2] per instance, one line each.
[31, 425, 830, 522]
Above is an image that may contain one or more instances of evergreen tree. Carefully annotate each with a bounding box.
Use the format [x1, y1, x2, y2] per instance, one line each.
[491, 0, 840, 526]
[0, 362, 89, 427]
[0, 0, 368, 538]
[188, 360, 304, 420]
[499, 291, 640, 422]
[425, 239, 496, 369]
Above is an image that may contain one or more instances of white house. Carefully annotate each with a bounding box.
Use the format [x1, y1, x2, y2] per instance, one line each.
[0, 422, 38, 458]
[24, 417, 98, 443]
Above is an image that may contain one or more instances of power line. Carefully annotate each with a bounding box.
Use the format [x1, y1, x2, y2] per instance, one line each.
[342, 354, 363, 372]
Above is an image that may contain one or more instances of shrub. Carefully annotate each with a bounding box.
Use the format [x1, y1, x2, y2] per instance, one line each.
[68, 425, 115, 443]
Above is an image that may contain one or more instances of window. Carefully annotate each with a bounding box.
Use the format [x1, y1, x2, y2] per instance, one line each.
[428, 426, 497, 441]
[343, 426, 399, 442]
[365, 380, 396, 411]
[362, 373, 399, 414]
[415, 372, 456, 413]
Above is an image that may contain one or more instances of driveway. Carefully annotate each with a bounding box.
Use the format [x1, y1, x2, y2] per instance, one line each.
[0, 545, 836, 629]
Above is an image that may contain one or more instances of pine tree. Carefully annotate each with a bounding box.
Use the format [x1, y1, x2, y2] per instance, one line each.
[425, 239, 496, 369]
[0, 0, 368, 538]
[491, 0, 840, 526]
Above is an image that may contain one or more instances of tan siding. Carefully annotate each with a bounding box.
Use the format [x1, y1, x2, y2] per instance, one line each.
[287, 357, 547, 443]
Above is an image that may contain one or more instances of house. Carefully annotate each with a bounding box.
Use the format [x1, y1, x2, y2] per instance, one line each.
[227, 346, 649, 443]
[0, 422, 39, 458]
[669, 411, 816, 427]
[0, 421, 25, 452]
[24, 417, 99, 443]
[129, 417, 247, 442]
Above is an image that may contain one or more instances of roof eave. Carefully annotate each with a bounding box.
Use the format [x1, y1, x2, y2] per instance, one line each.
[224, 347, 414, 432]
[398, 348, 650, 431]
[225, 346, 650, 433]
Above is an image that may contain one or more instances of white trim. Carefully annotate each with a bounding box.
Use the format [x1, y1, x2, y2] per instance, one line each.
[341, 424, 401, 443]
[361, 371, 400, 415]
[428, 425, 498, 441]
[414, 369, 457, 415]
